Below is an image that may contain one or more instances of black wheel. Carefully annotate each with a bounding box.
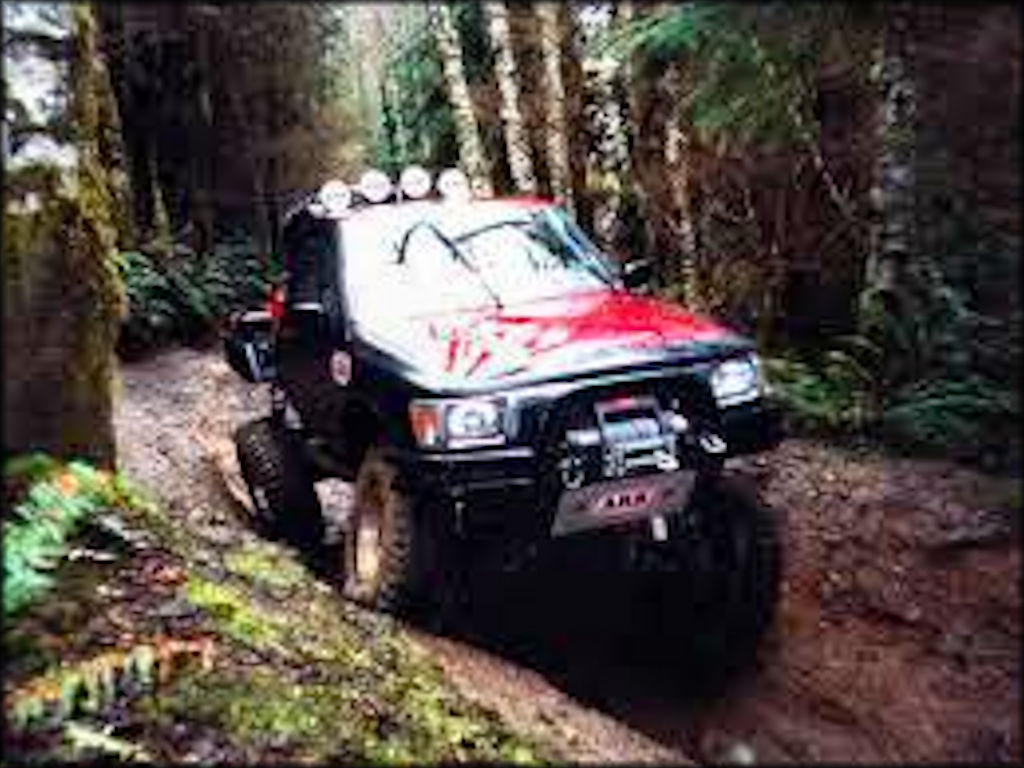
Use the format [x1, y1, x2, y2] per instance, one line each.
[235, 418, 324, 550]
[341, 445, 440, 615]
[639, 474, 782, 678]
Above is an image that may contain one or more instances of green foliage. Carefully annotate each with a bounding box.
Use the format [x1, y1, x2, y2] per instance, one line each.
[768, 284, 1021, 470]
[8, 638, 213, 735]
[765, 351, 878, 435]
[115, 238, 276, 358]
[600, 3, 849, 149]
[375, 17, 460, 174]
[880, 375, 1019, 459]
[3, 455, 137, 617]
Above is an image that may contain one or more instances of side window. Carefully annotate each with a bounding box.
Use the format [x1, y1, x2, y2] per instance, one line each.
[282, 219, 344, 342]
[286, 229, 323, 309]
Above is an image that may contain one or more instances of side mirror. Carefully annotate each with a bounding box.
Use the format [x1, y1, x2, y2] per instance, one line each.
[621, 258, 652, 291]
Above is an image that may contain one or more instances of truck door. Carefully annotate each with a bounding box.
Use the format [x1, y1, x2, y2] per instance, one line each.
[276, 218, 351, 452]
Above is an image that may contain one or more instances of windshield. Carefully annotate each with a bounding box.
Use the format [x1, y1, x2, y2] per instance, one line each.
[342, 201, 618, 323]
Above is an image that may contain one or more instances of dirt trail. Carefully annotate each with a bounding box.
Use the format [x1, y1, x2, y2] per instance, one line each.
[114, 347, 684, 763]
[115, 347, 1020, 764]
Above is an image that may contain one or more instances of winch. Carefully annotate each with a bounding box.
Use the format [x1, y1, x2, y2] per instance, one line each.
[557, 395, 709, 489]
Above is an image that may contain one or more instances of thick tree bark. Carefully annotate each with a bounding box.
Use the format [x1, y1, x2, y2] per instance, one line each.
[3, 3, 126, 468]
[188, 6, 216, 254]
[535, 2, 571, 205]
[146, 141, 172, 256]
[560, 7, 592, 229]
[578, 2, 631, 250]
[663, 65, 699, 307]
[431, 3, 493, 196]
[864, 4, 918, 303]
[485, 1, 536, 194]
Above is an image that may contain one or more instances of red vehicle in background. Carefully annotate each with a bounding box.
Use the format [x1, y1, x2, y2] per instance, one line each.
[226, 167, 784, 672]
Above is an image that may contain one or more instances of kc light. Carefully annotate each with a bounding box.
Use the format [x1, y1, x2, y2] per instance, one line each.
[358, 168, 393, 203]
[399, 165, 432, 199]
[314, 179, 352, 217]
[409, 398, 506, 449]
[710, 353, 763, 407]
[437, 167, 471, 201]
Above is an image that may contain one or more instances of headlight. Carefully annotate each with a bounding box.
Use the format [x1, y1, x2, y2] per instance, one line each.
[710, 354, 763, 407]
[409, 398, 506, 449]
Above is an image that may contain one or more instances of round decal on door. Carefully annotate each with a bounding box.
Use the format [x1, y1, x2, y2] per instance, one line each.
[330, 350, 352, 386]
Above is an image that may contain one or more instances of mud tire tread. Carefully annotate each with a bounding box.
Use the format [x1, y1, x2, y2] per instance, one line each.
[235, 418, 324, 550]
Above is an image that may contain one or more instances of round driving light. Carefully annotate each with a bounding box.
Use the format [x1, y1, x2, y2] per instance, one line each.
[316, 179, 352, 215]
[399, 165, 432, 199]
[437, 167, 471, 201]
[358, 169, 393, 203]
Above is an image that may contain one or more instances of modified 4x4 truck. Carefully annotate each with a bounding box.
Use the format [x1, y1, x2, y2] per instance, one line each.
[227, 167, 784, 667]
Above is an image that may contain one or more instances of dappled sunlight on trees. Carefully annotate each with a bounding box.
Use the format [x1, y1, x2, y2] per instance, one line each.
[3, 1, 1019, 470]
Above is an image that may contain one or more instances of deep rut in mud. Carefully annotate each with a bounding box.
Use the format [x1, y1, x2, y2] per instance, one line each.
[115, 347, 1020, 764]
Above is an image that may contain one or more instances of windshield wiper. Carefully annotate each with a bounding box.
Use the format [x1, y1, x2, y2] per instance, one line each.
[455, 214, 618, 290]
[395, 220, 504, 310]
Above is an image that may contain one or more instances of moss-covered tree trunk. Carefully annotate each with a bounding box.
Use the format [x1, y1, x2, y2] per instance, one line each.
[862, 4, 918, 315]
[3, 4, 127, 468]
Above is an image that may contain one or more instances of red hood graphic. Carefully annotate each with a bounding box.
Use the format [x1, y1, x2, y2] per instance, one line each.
[369, 288, 742, 384]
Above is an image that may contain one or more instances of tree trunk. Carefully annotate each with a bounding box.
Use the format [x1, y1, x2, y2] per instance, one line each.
[484, 2, 536, 194]
[147, 141, 172, 257]
[561, 6, 592, 229]
[619, 1, 659, 263]
[189, 6, 216, 254]
[535, 2, 571, 206]
[864, 4, 918, 305]
[663, 65, 699, 307]
[431, 2, 493, 196]
[579, 2, 631, 251]
[3, 3, 126, 468]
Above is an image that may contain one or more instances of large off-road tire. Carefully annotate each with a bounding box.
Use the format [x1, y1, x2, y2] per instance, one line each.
[341, 445, 438, 615]
[639, 474, 782, 679]
[235, 418, 324, 551]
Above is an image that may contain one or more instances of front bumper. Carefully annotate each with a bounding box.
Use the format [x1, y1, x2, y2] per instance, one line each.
[390, 397, 781, 538]
[391, 445, 543, 537]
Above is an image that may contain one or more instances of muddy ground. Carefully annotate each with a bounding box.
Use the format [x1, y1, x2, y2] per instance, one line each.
[114, 347, 1020, 763]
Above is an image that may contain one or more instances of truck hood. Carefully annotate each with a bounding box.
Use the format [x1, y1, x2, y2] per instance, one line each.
[355, 288, 749, 390]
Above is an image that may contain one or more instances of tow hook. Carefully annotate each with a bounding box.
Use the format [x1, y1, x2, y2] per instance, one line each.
[699, 432, 728, 455]
[654, 449, 680, 471]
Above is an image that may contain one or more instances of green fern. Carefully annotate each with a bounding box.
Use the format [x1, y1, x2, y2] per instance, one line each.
[117, 237, 273, 357]
[9, 639, 214, 732]
[3, 457, 146, 617]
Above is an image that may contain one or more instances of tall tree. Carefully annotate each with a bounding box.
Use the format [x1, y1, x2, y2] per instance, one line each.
[98, 3, 354, 255]
[4, 3, 127, 467]
[484, 1, 535, 193]
[430, 2, 493, 196]
[863, 3, 917, 305]
[578, 2, 632, 251]
[535, 2, 571, 205]
[559, 6, 593, 230]
[663, 64, 699, 307]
